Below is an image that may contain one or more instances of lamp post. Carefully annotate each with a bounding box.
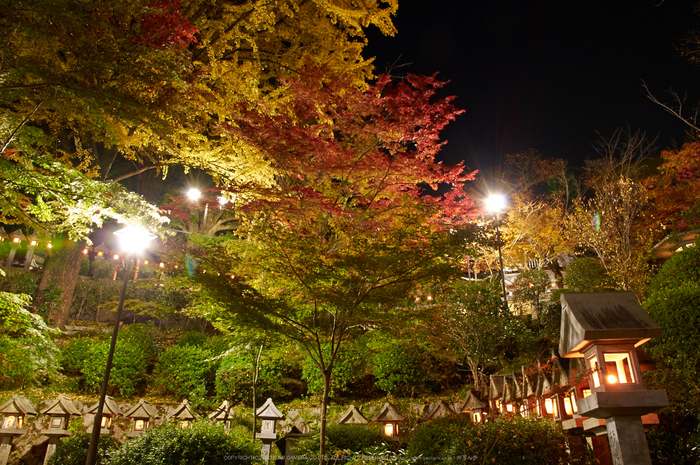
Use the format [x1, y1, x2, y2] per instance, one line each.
[85, 226, 156, 465]
[485, 194, 508, 304]
[187, 188, 209, 233]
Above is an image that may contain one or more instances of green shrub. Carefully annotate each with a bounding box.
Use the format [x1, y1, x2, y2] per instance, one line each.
[407, 416, 573, 465]
[154, 345, 216, 402]
[60, 335, 105, 376]
[106, 422, 256, 465]
[0, 291, 60, 388]
[90, 260, 118, 279]
[372, 343, 434, 396]
[48, 432, 119, 465]
[649, 240, 700, 293]
[326, 424, 384, 452]
[563, 257, 615, 292]
[0, 336, 38, 388]
[177, 330, 209, 347]
[82, 340, 150, 397]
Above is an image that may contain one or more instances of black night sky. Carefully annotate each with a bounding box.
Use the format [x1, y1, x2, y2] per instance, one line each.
[365, 0, 700, 174]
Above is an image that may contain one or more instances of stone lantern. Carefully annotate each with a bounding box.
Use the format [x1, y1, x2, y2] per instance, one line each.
[489, 374, 505, 415]
[168, 399, 197, 428]
[0, 396, 37, 465]
[560, 292, 669, 465]
[40, 396, 80, 465]
[23, 233, 40, 269]
[209, 400, 234, 429]
[501, 374, 519, 415]
[5, 229, 26, 267]
[420, 400, 456, 422]
[337, 405, 368, 425]
[371, 402, 406, 440]
[124, 399, 158, 438]
[86, 396, 121, 434]
[256, 398, 284, 464]
[460, 390, 488, 424]
[521, 368, 539, 418]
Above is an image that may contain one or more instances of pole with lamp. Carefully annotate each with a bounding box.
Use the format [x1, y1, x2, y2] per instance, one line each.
[485, 194, 508, 304]
[187, 188, 209, 233]
[85, 225, 156, 465]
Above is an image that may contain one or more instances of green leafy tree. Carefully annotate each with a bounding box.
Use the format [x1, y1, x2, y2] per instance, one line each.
[430, 281, 520, 391]
[188, 64, 475, 462]
[563, 257, 615, 292]
[512, 269, 551, 318]
[0, 285, 60, 388]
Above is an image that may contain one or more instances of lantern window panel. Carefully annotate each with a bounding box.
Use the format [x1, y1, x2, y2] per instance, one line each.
[603, 352, 635, 384]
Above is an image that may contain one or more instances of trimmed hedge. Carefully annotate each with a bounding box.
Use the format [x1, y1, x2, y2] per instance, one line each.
[406, 416, 577, 465]
[105, 422, 255, 465]
[48, 432, 119, 465]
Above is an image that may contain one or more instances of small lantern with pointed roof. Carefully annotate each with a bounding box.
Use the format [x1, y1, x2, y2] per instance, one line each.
[337, 405, 368, 425]
[502, 374, 519, 415]
[41, 395, 80, 435]
[168, 399, 197, 429]
[87, 396, 121, 434]
[0, 227, 8, 242]
[256, 398, 284, 464]
[0, 396, 37, 465]
[94, 243, 110, 260]
[371, 402, 406, 440]
[124, 399, 159, 437]
[460, 390, 488, 424]
[209, 400, 234, 429]
[489, 374, 505, 415]
[23, 233, 40, 269]
[4, 230, 26, 267]
[0, 396, 36, 433]
[40, 396, 80, 465]
[421, 400, 456, 422]
[536, 369, 556, 418]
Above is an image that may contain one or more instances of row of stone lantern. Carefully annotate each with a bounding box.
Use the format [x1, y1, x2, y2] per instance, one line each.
[0, 227, 51, 269]
[461, 292, 668, 465]
[0, 396, 236, 465]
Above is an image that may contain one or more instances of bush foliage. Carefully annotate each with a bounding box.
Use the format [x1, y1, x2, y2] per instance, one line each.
[154, 344, 216, 402]
[407, 415, 576, 465]
[48, 432, 119, 465]
[106, 422, 255, 465]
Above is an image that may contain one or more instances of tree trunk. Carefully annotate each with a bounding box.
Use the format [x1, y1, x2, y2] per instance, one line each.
[35, 238, 85, 329]
[319, 369, 331, 465]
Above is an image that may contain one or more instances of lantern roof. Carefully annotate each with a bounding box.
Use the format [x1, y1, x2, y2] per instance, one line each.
[94, 243, 111, 254]
[87, 396, 121, 417]
[124, 399, 158, 419]
[537, 370, 553, 397]
[208, 400, 233, 421]
[168, 399, 197, 421]
[371, 402, 406, 423]
[0, 227, 8, 240]
[256, 398, 284, 420]
[552, 356, 570, 388]
[0, 396, 37, 416]
[9, 229, 26, 242]
[522, 368, 537, 398]
[459, 390, 487, 412]
[41, 395, 80, 416]
[489, 374, 504, 400]
[503, 374, 519, 403]
[338, 405, 368, 425]
[559, 292, 662, 358]
[420, 400, 456, 421]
